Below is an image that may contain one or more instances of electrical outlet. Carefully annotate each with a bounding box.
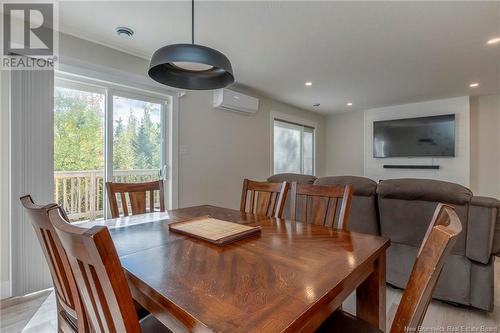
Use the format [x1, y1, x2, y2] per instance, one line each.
[180, 145, 189, 155]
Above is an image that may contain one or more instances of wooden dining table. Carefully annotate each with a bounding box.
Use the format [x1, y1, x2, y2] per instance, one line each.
[79, 205, 390, 333]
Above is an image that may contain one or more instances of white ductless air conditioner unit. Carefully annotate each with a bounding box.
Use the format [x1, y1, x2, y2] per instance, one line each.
[213, 89, 259, 115]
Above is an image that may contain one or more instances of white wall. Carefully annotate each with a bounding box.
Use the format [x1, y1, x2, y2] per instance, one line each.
[58, 33, 326, 211]
[325, 110, 364, 176]
[364, 97, 470, 186]
[325, 95, 500, 199]
[1, 33, 325, 297]
[178, 92, 325, 209]
[58, 33, 171, 96]
[470, 94, 500, 199]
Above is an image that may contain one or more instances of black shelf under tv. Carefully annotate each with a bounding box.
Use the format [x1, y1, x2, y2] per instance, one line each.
[383, 165, 440, 170]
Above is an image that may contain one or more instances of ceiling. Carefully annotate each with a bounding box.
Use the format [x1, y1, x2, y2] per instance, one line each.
[58, 1, 500, 114]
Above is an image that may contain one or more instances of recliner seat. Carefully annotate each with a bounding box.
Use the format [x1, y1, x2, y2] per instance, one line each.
[268, 174, 500, 311]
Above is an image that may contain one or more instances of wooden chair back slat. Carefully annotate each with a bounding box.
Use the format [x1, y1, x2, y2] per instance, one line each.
[49, 207, 142, 333]
[289, 183, 353, 230]
[337, 186, 353, 230]
[106, 180, 165, 218]
[268, 192, 278, 217]
[20, 195, 87, 332]
[324, 198, 338, 228]
[129, 192, 146, 215]
[120, 192, 129, 216]
[256, 191, 271, 216]
[298, 196, 307, 222]
[390, 204, 462, 333]
[249, 190, 256, 213]
[240, 179, 289, 218]
[42, 229, 70, 302]
[149, 190, 154, 213]
[308, 196, 329, 226]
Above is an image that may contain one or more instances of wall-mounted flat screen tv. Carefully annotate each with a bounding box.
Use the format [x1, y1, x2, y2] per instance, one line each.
[373, 114, 455, 158]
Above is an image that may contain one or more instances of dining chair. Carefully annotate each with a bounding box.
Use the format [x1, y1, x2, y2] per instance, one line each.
[20, 195, 87, 333]
[240, 179, 289, 218]
[289, 183, 353, 230]
[316, 203, 462, 333]
[106, 180, 165, 218]
[48, 206, 172, 333]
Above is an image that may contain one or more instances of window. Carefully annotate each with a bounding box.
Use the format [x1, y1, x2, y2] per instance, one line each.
[54, 77, 172, 221]
[273, 119, 315, 175]
[112, 94, 163, 182]
[54, 84, 106, 221]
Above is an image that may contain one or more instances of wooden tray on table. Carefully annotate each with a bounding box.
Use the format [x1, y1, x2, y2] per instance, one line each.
[168, 215, 261, 246]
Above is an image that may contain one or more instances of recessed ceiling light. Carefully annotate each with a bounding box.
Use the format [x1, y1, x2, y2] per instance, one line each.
[313, 103, 320, 107]
[116, 27, 134, 38]
[469, 83, 479, 88]
[487, 37, 500, 45]
[305, 81, 312, 86]
[347, 102, 353, 106]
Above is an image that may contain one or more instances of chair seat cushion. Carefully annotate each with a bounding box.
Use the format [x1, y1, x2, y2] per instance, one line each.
[139, 315, 172, 333]
[316, 310, 382, 333]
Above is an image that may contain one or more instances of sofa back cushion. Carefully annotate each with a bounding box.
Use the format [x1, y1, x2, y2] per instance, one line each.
[267, 173, 317, 185]
[314, 176, 377, 196]
[314, 176, 379, 235]
[377, 179, 471, 256]
[377, 178, 472, 205]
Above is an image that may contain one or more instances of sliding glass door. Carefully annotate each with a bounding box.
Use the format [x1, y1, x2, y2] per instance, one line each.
[111, 93, 166, 216]
[54, 83, 106, 221]
[54, 78, 171, 221]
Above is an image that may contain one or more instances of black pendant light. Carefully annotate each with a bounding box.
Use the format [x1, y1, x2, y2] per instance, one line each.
[148, 0, 234, 90]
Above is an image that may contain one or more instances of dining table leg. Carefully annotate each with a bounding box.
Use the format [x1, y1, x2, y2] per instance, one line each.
[356, 251, 386, 332]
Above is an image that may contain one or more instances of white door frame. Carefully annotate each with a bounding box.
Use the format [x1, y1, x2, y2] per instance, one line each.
[55, 71, 179, 212]
[270, 111, 317, 176]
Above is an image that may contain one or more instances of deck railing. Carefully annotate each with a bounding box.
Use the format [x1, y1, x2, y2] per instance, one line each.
[54, 169, 159, 221]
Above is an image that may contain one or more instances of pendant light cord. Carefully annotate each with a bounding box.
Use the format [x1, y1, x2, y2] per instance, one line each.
[191, 0, 194, 44]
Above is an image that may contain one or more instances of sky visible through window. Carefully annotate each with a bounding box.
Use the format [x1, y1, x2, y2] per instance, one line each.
[273, 120, 314, 175]
[113, 96, 161, 126]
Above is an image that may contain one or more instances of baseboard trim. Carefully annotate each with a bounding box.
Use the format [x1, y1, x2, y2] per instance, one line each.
[0, 287, 53, 309]
[0, 280, 11, 300]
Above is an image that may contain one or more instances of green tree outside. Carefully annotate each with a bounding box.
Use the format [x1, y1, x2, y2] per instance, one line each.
[54, 87, 105, 171]
[54, 87, 162, 172]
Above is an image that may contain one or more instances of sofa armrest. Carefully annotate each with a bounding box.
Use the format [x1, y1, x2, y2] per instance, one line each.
[471, 196, 500, 208]
[494, 213, 500, 256]
[466, 196, 500, 263]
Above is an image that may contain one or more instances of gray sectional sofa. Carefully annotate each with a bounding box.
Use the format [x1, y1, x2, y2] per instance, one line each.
[267, 174, 500, 311]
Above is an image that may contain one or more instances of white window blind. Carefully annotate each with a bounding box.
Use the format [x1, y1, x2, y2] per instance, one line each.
[10, 65, 54, 296]
[273, 119, 315, 175]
